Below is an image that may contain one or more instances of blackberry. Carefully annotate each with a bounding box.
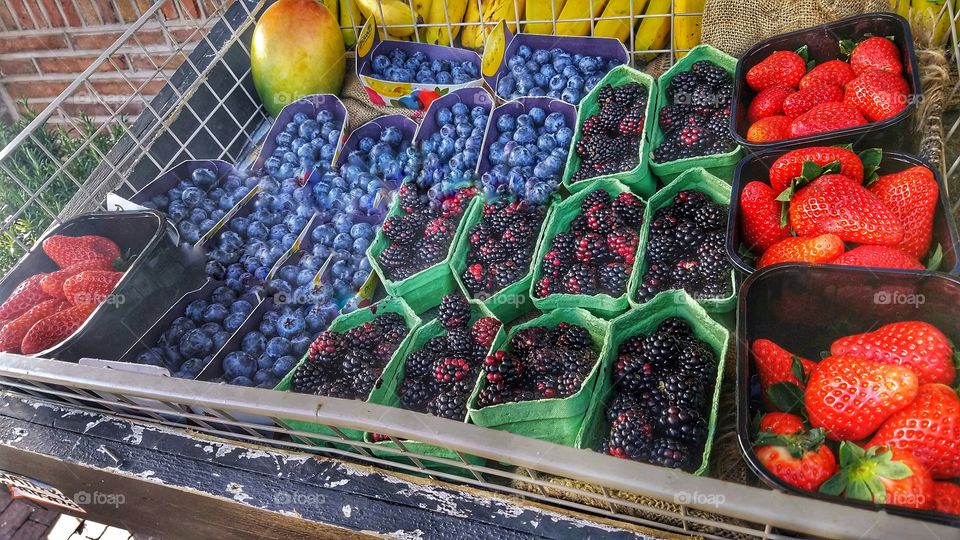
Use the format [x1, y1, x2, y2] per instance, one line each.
[673, 190, 710, 218]
[690, 84, 720, 108]
[575, 233, 609, 263]
[639, 332, 680, 370]
[563, 265, 598, 295]
[511, 326, 550, 357]
[598, 263, 629, 295]
[697, 247, 731, 284]
[315, 378, 353, 399]
[672, 221, 705, 251]
[606, 410, 656, 460]
[648, 438, 697, 471]
[471, 317, 501, 350]
[434, 357, 472, 385]
[356, 368, 382, 397]
[662, 372, 708, 411]
[406, 348, 440, 379]
[424, 335, 450, 353]
[708, 135, 735, 156]
[418, 239, 446, 267]
[658, 404, 708, 448]
[382, 215, 418, 245]
[438, 294, 471, 330]
[346, 322, 377, 349]
[557, 371, 584, 397]
[667, 71, 699, 100]
[677, 126, 712, 152]
[308, 331, 340, 365]
[541, 250, 571, 278]
[379, 243, 411, 273]
[374, 312, 407, 336]
[526, 348, 561, 378]
[676, 339, 715, 383]
[533, 276, 558, 298]
[607, 230, 639, 264]
[340, 348, 368, 378]
[581, 189, 612, 213]
[554, 323, 592, 351]
[658, 104, 692, 134]
[551, 232, 578, 261]
[476, 382, 510, 408]
[704, 109, 730, 135]
[483, 351, 523, 384]
[462, 264, 486, 294]
[692, 202, 727, 231]
[489, 259, 524, 290]
[618, 334, 646, 358]
[618, 107, 646, 136]
[606, 393, 640, 423]
[424, 217, 455, 244]
[569, 215, 590, 235]
[398, 183, 428, 213]
[446, 328, 481, 359]
[698, 280, 732, 299]
[671, 261, 702, 290]
[657, 317, 692, 339]
[645, 234, 678, 263]
[612, 193, 645, 229]
[691, 60, 729, 88]
[292, 361, 324, 394]
[652, 139, 680, 163]
[428, 389, 467, 420]
[532, 377, 561, 399]
[635, 274, 666, 303]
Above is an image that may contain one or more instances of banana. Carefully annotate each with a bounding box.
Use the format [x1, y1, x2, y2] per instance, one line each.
[525, 0, 567, 34]
[319, 0, 338, 18]
[461, 0, 525, 49]
[673, 0, 704, 59]
[914, 0, 959, 47]
[340, 0, 363, 46]
[633, 0, 671, 61]
[356, 0, 416, 37]
[889, 0, 911, 20]
[594, 0, 649, 42]
[424, 0, 468, 44]
[459, 0, 484, 48]
[555, 0, 609, 36]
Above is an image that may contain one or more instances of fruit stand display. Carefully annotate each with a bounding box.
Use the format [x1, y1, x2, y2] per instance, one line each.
[0, 0, 959, 538]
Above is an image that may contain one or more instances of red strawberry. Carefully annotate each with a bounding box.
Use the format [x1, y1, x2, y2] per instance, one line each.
[20, 303, 96, 354]
[932, 482, 960, 515]
[62, 270, 123, 306]
[820, 444, 933, 509]
[0, 274, 50, 320]
[757, 234, 845, 269]
[754, 412, 838, 491]
[748, 86, 795, 123]
[830, 245, 923, 270]
[39, 258, 114, 298]
[848, 36, 903, 75]
[782, 83, 844, 119]
[788, 174, 903, 245]
[746, 50, 807, 91]
[42, 234, 121, 269]
[869, 384, 960, 479]
[868, 166, 939, 259]
[831, 321, 954, 387]
[752, 339, 817, 408]
[799, 59, 856, 89]
[844, 70, 909, 122]
[788, 102, 868, 138]
[805, 355, 919, 441]
[747, 116, 791, 143]
[0, 299, 65, 353]
[739, 181, 791, 253]
[768, 146, 865, 194]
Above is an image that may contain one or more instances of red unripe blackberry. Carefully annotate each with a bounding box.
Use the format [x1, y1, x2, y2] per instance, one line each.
[471, 317, 501, 350]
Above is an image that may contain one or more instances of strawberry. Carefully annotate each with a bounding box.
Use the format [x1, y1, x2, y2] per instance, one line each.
[752, 339, 817, 408]
[0, 299, 65, 353]
[740, 181, 791, 253]
[42, 234, 121, 269]
[848, 36, 903, 76]
[830, 321, 955, 386]
[932, 482, 960, 515]
[844, 70, 909, 122]
[20, 303, 96, 354]
[754, 412, 838, 491]
[820, 444, 933, 509]
[768, 146, 865, 194]
[62, 270, 123, 306]
[869, 384, 960, 479]
[830, 245, 923, 270]
[788, 174, 903, 245]
[805, 355, 919, 441]
[757, 234, 845, 269]
[746, 50, 807, 91]
[39, 258, 114, 298]
[0, 274, 50, 320]
[799, 59, 856, 89]
[788, 102, 868, 138]
[868, 166, 939, 259]
[748, 86, 795, 123]
[782, 83, 844, 119]
[747, 116, 791, 143]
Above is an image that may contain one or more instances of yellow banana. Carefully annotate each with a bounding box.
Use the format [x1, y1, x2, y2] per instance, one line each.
[673, 0, 704, 59]
[525, 0, 567, 34]
[340, 0, 363, 46]
[459, 0, 484, 48]
[461, 0, 525, 49]
[424, 0, 468, 44]
[556, 0, 609, 36]
[594, 0, 648, 42]
[889, 0, 911, 19]
[319, 0, 338, 18]
[633, 0, 671, 61]
[914, 0, 959, 47]
[356, 0, 416, 36]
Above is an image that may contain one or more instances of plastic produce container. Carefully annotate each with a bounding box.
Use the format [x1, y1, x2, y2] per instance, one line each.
[628, 168, 736, 313]
[726, 149, 960, 275]
[576, 290, 729, 476]
[0, 211, 203, 362]
[737, 264, 960, 526]
[649, 44, 744, 183]
[252, 93, 349, 174]
[562, 65, 658, 198]
[467, 308, 609, 446]
[730, 13, 921, 153]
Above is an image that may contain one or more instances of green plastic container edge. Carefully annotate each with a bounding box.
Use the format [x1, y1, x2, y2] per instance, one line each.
[627, 167, 737, 313]
[648, 44, 744, 182]
[574, 289, 729, 476]
[466, 307, 610, 446]
[561, 65, 659, 198]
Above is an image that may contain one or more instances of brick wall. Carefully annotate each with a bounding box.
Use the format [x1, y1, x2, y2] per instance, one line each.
[0, 1, 229, 124]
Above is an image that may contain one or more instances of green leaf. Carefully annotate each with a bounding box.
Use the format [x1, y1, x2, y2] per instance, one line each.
[925, 243, 944, 271]
[776, 187, 794, 203]
[875, 460, 913, 480]
[821, 160, 841, 175]
[834, 143, 854, 151]
[820, 350, 830, 360]
[819, 472, 848, 496]
[846, 478, 877, 502]
[858, 148, 883, 185]
[806, 59, 816, 72]
[767, 382, 805, 416]
[800, 161, 824, 181]
[839, 39, 857, 56]
[790, 356, 808, 386]
[779, 201, 790, 228]
[795, 45, 809, 62]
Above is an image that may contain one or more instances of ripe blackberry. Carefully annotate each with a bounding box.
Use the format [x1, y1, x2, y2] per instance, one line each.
[563, 265, 598, 295]
[292, 360, 324, 394]
[612, 193, 645, 229]
[398, 183, 428, 214]
[540, 250, 570, 278]
[575, 233, 609, 263]
[673, 190, 710, 218]
[428, 389, 467, 420]
[315, 378, 353, 399]
[676, 339, 715, 384]
[340, 348, 368, 378]
[438, 294, 471, 330]
[708, 135, 735, 156]
[671, 260, 702, 290]
[346, 322, 377, 349]
[662, 372, 708, 410]
[635, 276, 664, 303]
[581, 189, 612, 213]
[658, 104, 692, 133]
[585, 208, 621, 235]
[698, 280, 732, 299]
[462, 264, 486, 294]
[446, 327, 481, 360]
[697, 247, 731, 284]
[704, 110, 730, 136]
[308, 331, 340, 365]
[606, 393, 640, 423]
[379, 244, 411, 273]
[554, 323, 592, 351]
[605, 410, 656, 460]
[418, 239, 446, 267]
[531, 377, 561, 399]
[373, 311, 407, 336]
[667, 71, 699, 100]
[476, 382, 510, 408]
[399, 378, 434, 412]
[382, 215, 418, 245]
[557, 371, 584, 397]
[569, 214, 590, 235]
[483, 351, 522, 385]
[511, 326, 550, 357]
[690, 84, 721, 108]
[405, 348, 439, 379]
[424, 217, 455, 244]
[489, 259, 524, 290]
[677, 126, 711, 152]
[638, 332, 681, 370]
[672, 221, 705, 251]
[599, 263, 629, 295]
[691, 60, 729, 87]
[618, 108, 646, 136]
[525, 348, 560, 378]
[434, 357, 472, 384]
[692, 202, 727, 231]
[648, 438, 697, 471]
[657, 317, 692, 339]
[471, 317, 501, 350]
[652, 139, 680, 163]
[533, 276, 558, 298]
[658, 404, 708, 448]
[645, 234, 678, 263]
[551, 232, 577, 260]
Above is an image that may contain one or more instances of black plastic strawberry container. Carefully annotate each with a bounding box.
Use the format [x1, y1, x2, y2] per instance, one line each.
[725, 149, 960, 276]
[736, 264, 960, 526]
[0, 210, 206, 362]
[730, 13, 921, 153]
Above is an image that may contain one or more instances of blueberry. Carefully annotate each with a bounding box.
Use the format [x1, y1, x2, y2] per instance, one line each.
[516, 73, 535, 94]
[266, 337, 291, 359]
[136, 348, 165, 367]
[272, 356, 298, 378]
[260, 316, 278, 338]
[371, 54, 390, 74]
[276, 312, 305, 339]
[556, 126, 574, 146]
[224, 311, 246, 333]
[533, 72, 549, 88]
[246, 221, 269, 240]
[578, 55, 599, 73]
[223, 351, 256, 380]
[179, 328, 213, 358]
[567, 75, 585, 91]
[253, 370, 280, 387]
[381, 126, 402, 145]
[257, 354, 274, 371]
[304, 309, 328, 333]
[241, 331, 266, 355]
[205, 260, 226, 280]
[167, 200, 188, 223]
[185, 299, 208, 323]
[513, 126, 537, 144]
[544, 112, 566, 134]
[537, 133, 557, 152]
[211, 286, 236, 305]
[177, 358, 206, 379]
[230, 376, 254, 387]
[212, 331, 230, 350]
[229, 216, 249, 235]
[497, 75, 516, 97]
[290, 335, 311, 356]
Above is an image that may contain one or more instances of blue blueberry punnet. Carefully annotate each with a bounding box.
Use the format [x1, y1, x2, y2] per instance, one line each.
[224, 351, 256, 380]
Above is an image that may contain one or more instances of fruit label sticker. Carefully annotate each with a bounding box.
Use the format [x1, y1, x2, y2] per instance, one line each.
[357, 17, 377, 59]
[482, 20, 507, 79]
[106, 192, 148, 212]
[0, 470, 84, 513]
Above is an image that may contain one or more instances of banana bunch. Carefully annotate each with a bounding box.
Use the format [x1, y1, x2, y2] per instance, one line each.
[424, 0, 469, 44]
[632, 0, 672, 60]
[525, 0, 566, 34]
[461, 0, 526, 49]
[904, 0, 960, 48]
[339, 0, 363, 45]
[355, 0, 420, 37]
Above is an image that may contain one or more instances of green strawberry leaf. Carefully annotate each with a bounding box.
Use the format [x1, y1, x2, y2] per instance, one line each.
[767, 382, 805, 416]
[834, 143, 854, 151]
[795, 45, 810, 62]
[790, 355, 809, 386]
[874, 460, 913, 480]
[839, 39, 857, 57]
[800, 161, 824, 181]
[806, 59, 816, 72]
[925, 243, 944, 271]
[820, 350, 830, 360]
[858, 148, 883, 185]
[821, 160, 841, 175]
[819, 471, 848, 496]
[779, 201, 789, 228]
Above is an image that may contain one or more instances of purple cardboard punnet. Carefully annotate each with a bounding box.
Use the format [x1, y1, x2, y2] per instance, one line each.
[130, 159, 241, 206]
[194, 185, 260, 252]
[477, 97, 577, 178]
[335, 114, 418, 169]
[480, 20, 628, 102]
[356, 18, 483, 110]
[413, 86, 495, 144]
[253, 93, 349, 175]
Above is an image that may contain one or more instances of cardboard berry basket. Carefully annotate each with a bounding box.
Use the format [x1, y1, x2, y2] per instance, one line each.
[466, 308, 610, 447]
[412, 86, 495, 144]
[334, 113, 418, 169]
[648, 44, 744, 184]
[274, 296, 421, 447]
[725, 149, 960, 276]
[253, 93, 349, 175]
[561, 65, 658, 198]
[367, 194, 481, 314]
[123, 159, 241, 208]
[529, 178, 639, 319]
[627, 168, 737, 314]
[364, 298, 506, 475]
[737, 265, 960, 526]
[730, 13, 921, 154]
[575, 290, 729, 477]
